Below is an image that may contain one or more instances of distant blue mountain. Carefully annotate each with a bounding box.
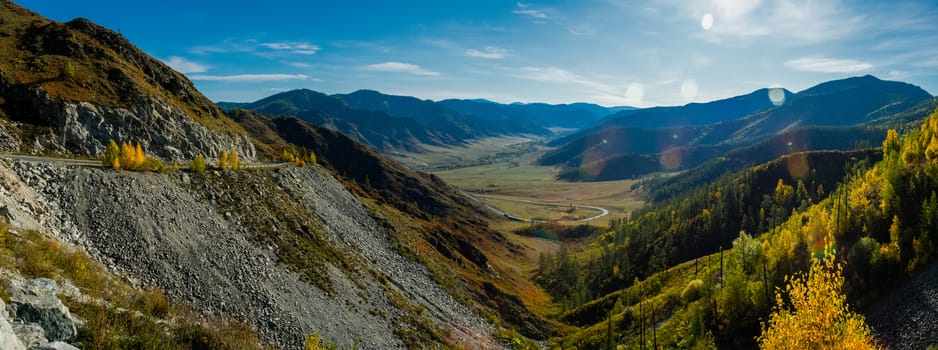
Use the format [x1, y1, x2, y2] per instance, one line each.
[240, 89, 450, 151]
[541, 75, 933, 181]
[439, 99, 621, 130]
[229, 88, 628, 152]
[596, 87, 794, 129]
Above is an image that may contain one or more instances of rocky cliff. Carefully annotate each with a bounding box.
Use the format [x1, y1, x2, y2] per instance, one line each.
[0, 2, 255, 160]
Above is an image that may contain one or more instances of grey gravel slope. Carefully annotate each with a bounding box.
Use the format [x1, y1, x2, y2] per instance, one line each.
[866, 261, 938, 349]
[2, 160, 493, 349]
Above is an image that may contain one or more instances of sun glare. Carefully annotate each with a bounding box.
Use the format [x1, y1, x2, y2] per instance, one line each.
[681, 79, 699, 101]
[626, 83, 645, 104]
[701, 13, 714, 30]
[768, 87, 786, 105]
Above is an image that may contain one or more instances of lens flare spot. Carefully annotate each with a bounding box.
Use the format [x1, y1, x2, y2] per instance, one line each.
[768, 87, 786, 106]
[701, 13, 714, 30]
[786, 153, 809, 178]
[673, 134, 679, 139]
[626, 83, 645, 104]
[580, 149, 607, 178]
[681, 79, 698, 101]
[660, 147, 683, 170]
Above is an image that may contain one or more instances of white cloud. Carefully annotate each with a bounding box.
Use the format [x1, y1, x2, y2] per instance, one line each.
[513, 66, 610, 91]
[188, 39, 260, 55]
[163, 56, 209, 73]
[465, 46, 507, 59]
[514, 2, 547, 19]
[189, 74, 309, 82]
[287, 62, 311, 68]
[785, 57, 873, 73]
[362, 62, 440, 76]
[511, 66, 647, 105]
[915, 57, 938, 68]
[259, 42, 320, 55]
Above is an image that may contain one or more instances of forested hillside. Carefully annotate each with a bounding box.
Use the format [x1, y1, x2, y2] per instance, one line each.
[546, 107, 938, 348]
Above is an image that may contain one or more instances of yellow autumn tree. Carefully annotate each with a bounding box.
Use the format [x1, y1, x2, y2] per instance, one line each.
[759, 249, 879, 350]
[281, 148, 296, 163]
[229, 150, 240, 170]
[883, 129, 900, 155]
[103, 139, 120, 168]
[926, 136, 938, 162]
[218, 150, 229, 169]
[190, 154, 206, 173]
[304, 333, 326, 350]
[118, 141, 135, 169]
[134, 142, 146, 168]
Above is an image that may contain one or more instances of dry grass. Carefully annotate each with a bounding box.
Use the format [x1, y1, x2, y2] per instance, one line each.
[0, 223, 270, 350]
[480, 194, 604, 222]
[389, 136, 537, 170]
[435, 161, 644, 223]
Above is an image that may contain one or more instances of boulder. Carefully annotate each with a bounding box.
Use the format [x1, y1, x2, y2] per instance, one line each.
[28, 341, 81, 350]
[0, 299, 27, 350]
[7, 279, 77, 342]
[11, 323, 45, 348]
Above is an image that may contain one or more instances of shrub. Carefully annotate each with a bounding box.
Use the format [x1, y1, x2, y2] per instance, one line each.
[148, 158, 166, 172]
[62, 60, 75, 79]
[681, 279, 704, 303]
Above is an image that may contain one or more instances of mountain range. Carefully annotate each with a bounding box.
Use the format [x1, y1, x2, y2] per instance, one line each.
[222, 88, 623, 152]
[541, 75, 933, 181]
[223, 74, 933, 188]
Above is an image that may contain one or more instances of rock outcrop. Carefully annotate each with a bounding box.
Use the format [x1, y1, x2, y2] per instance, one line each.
[0, 300, 27, 350]
[12, 323, 45, 348]
[0, 275, 83, 350]
[0, 72, 255, 160]
[28, 342, 80, 350]
[7, 278, 79, 343]
[0, 119, 21, 152]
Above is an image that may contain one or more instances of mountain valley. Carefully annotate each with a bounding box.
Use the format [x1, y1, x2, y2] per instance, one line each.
[1, 1, 938, 349]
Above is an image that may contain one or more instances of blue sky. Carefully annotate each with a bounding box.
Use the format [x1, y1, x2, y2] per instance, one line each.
[17, 0, 938, 107]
